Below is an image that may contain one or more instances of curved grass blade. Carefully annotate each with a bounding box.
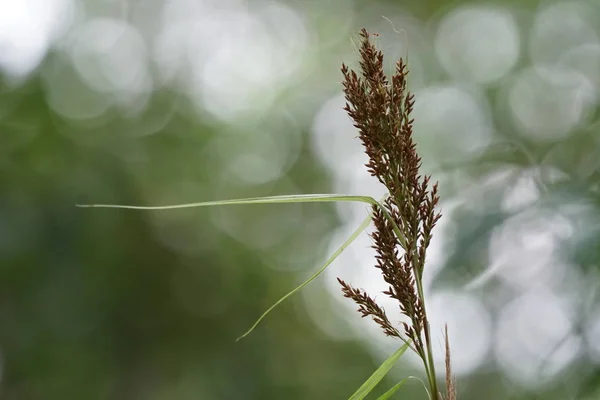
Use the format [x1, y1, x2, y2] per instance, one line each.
[407, 376, 432, 400]
[348, 341, 411, 400]
[236, 211, 373, 341]
[376, 378, 408, 400]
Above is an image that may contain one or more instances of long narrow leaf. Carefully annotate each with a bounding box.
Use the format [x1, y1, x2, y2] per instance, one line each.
[76, 194, 375, 210]
[77, 193, 409, 339]
[376, 378, 408, 400]
[76, 193, 407, 250]
[348, 341, 411, 400]
[236, 211, 373, 341]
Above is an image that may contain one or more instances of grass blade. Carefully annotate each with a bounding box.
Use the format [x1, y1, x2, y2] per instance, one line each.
[236, 211, 373, 341]
[76, 194, 376, 209]
[376, 378, 408, 400]
[407, 376, 432, 400]
[348, 341, 411, 400]
[76, 193, 407, 251]
[77, 192, 410, 339]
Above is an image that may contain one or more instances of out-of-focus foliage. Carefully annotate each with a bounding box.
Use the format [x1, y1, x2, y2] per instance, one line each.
[1, 0, 599, 399]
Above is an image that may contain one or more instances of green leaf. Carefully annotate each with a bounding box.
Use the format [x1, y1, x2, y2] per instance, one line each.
[348, 341, 411, 400]
[77, 193, 409, 339]
[235, 210, 373, 341]
[376, 378, 408, 400]
[76, 193, 376, 210]
[77, 193, 406, 249]
[407, 376, 431, 400]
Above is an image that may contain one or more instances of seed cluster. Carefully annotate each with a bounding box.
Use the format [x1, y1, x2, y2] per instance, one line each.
[338, 28, 454, 400]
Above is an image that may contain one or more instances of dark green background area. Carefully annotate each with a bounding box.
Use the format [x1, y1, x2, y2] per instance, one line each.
[1, 0, 600, 399]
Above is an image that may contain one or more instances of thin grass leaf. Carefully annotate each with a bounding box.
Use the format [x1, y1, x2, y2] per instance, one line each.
[407, 376, 432, 400]
[348, 341, 411, 400]
[76, 194, 375, 210]
[236, 211, 373, 341]
[376, 378, 408, 400]
[76, 194, 407, 251]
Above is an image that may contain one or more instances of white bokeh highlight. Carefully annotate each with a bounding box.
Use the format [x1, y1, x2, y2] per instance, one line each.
[507, 66, 597, 140]
[69, 18, 151, 97]
[530, 1, 599, 68]
[435, 6, 520, 84]
[0, 0, 73, 79]
[429, 291, 492, 376]
[495, 287, 581, 387]
[412, 84, 492, 166]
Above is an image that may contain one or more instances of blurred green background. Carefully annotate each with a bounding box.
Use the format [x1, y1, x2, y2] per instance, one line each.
[1, 0, 600, 398]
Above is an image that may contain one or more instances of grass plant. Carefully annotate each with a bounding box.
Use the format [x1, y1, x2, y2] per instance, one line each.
[78, 28, 455, 400]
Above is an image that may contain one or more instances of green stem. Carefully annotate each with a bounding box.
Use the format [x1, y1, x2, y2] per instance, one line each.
[414, 276, 439, 400]
[381, 188, 438, 399]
